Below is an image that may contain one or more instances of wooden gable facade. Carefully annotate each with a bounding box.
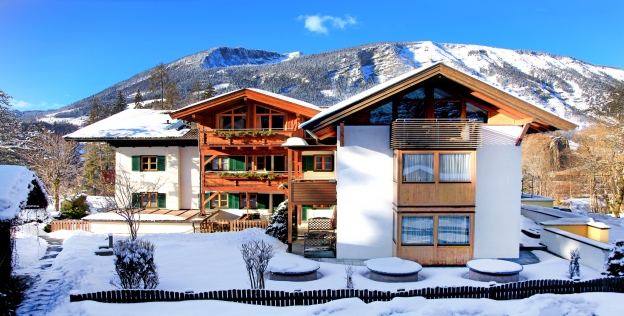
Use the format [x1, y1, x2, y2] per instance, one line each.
[170, 89, 321, 215]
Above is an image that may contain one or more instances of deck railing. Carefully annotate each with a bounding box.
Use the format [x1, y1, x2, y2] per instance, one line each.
[199, 219, 271, 233]
[201, 128, 297, 146]
[391, 118, 482, 149]
[203, 172, 287, 189]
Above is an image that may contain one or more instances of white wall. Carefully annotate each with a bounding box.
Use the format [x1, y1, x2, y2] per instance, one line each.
[474, 126, 523, 259]
[336, 126, 394, 259]
[541, 227, 611, 272]
[116, 146, 199, 210]
[179, 146, 200, 209]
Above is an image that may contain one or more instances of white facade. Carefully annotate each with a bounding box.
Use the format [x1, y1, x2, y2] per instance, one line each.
[336, 126, 394, 259]
[474, 126, 523, 259]
[116, 146, 200, 210]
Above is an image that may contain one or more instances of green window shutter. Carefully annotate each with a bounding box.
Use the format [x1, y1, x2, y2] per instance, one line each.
[131, 193, 139, 208]
[302, 205, 312, 221]
[302, 156, 314, 172]
[257, 194, 269, 209]
[204, 192, 211, 209]
[229, 156, 246, 171]
[131, 156, 140, 171]
[157, 156, 166, 171]
[228, 193, 240, 209]
[157, 193, 166, 208]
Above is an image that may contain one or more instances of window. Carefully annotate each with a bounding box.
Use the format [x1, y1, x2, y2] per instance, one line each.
[142, 156, 157, 171]
[255, 156, 266, 171]
[402, 152, 472, 183]
[212, 157, 229, 171]
[314, 155, 333, 171]
[219, 106, 247, 130]
[402, 154, 434, 182]
[466, 102, 488, 123]
[241, 193, 257, 208]
[401, 216, 434, 245]
[439, 154, 470, 182]
[256, 106, 285, 130]
[438, 216, 470, 244]
[210, 192, 228, 209]
[132, 156, 165, 172]
[140, 192, 159, 208]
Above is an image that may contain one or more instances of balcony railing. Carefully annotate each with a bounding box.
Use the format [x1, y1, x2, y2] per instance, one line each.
[390, 119, 482, 149]
[203, 172, 287, 189]
[201, 128, 297, 146]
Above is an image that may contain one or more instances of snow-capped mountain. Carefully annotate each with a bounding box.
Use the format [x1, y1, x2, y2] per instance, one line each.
[37, 41, 624, 126]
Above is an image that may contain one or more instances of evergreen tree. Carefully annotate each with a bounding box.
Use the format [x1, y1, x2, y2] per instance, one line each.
[134, 89, 144, 109]
[0, 89, 23, 164]
[148, 62, 170, 108]
[265, 200, 297, 243]
[604, 240, 624, 276]
[201, 82, 216, 100]
[82, 142, 115, 196]
[86, 96, 102, 125]
[111, 90, 127, 115]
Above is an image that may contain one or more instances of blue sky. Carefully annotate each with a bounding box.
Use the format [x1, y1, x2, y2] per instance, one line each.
[1, 0, 623, 112]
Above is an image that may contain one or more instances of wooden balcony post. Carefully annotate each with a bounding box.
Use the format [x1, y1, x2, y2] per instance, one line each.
[287, 148, 293, 252]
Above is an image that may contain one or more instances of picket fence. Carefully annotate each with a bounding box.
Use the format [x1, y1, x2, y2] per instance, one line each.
[50, 220, 91, 232]
[199, 219, 270, 233]
[70, 277, 624, 305]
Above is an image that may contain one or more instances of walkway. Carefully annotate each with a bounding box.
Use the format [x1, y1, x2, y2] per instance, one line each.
[17, 236, 66, 316]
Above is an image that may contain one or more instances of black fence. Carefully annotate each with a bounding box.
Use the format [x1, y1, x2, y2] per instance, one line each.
[69, 277, 624, 305]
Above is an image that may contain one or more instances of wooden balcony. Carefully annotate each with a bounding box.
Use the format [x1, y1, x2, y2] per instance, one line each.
[203, 172, 287, 191]
[201, 128, 296, 147]
[391, 119, 482, 149]
[291, 180, 337, 204]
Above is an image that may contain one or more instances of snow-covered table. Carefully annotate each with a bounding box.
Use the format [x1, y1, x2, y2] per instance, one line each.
[268, 257, 320, 281]
[466, 259, 523, 283]
[365, 257, 422, 283]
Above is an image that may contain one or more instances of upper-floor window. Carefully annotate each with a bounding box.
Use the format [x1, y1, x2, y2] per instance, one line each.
[212, 157, 229, 171]
[314, 155, 333, 171]
[132, 156, 165, 172]
[256, 106, 285, 130]
[219, 106, 247, 130]
[402, 152, 471, 183]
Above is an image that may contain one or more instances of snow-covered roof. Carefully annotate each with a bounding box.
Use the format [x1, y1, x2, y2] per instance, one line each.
[176, 88, 320, 112]
[300, 62, 576, 130]
[0, 165, 46, 221]
[64, 109, 191, 140]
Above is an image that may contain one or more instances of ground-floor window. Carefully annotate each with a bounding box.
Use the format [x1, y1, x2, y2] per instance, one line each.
[240, 193, 257, 208]
[401, 214, 470, 246]
[132, 192, 165, 209]
[210, 192, 228, 209]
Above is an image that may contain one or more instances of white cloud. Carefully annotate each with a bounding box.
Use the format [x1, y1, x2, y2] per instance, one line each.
[10, 100, 63, 110]
[297, 14, 357, 34]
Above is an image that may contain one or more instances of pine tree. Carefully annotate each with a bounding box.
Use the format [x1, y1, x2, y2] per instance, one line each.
[82, 142, 115, 196]
[149, 63, 170, 108]
[111, 90, 127, 115]
[86, 96, 102, 125]
[134, 89, 144, 109]
[201, 82, 216, 100]
[604, 240, 624, 276]
[265, 200, 297, 243]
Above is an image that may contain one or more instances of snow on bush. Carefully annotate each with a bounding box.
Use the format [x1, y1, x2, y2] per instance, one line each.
[112, 239, 159, 289]
[240, 239, 274, 289]
[265, 200, 289, 243]
[568, 248, 581, 279]
[604, 240, 624, 277]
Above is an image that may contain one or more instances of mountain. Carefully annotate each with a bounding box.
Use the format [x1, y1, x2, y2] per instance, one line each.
[35, 41, 624, 126]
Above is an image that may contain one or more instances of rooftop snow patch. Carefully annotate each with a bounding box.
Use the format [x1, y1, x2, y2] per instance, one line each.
[64, 109, 190, 140]
[0, 165, 43, 221]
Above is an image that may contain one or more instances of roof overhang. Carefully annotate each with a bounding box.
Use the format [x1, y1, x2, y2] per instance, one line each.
[301, 63, 577, 134]
[170, 88, 321, 121]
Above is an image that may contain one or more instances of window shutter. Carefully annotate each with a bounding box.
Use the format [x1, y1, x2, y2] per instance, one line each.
[131, 156, 140, 171]
[228, 193, 239, 209]
[157, 193, 166, 208]
[131, 193, 139, 208]
[302, 156, 314, 172]
[229, 156, 246, 171]
[157, 156, 166, 171]
[302, 205, 312, 221]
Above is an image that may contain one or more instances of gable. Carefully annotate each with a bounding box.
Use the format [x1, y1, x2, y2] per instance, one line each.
[301, 63, 576, 135]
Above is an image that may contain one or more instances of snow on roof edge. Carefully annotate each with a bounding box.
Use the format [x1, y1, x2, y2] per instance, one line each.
[0, 165, 47, 220]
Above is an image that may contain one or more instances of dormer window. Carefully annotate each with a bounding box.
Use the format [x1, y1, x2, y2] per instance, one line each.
[219, 106, 247, 130]
[256, 106, 285, 130]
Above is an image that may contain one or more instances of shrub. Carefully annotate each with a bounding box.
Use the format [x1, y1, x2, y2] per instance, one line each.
[59, 195, 89, 219]
[604, 240, 624, 277]
[240, 240, 274, 289]
[568, 248, 581, 279]
[265, 200, 297, 243]
[111, 239, 159, 289]
[42, 224, 51, 233]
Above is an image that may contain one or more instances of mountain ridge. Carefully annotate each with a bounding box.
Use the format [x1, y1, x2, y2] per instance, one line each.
[32, 41, 624, 126]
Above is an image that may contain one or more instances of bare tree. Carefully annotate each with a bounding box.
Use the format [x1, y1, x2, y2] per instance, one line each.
[148, 63, 170, 108]
[21, 127, 81, 212]
[104, 167, 164, 240]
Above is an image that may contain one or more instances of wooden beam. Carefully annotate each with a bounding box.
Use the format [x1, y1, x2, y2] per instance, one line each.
[515, 123, 531, 146]
[514, 117, 534, 125]
[203, 155, 218, 167]
[340, 122, 345, 147]
[287, 148, 293, 252]
[205, 191, 221, 202]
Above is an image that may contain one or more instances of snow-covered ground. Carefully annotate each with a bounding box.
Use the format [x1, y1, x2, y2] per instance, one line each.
[14, 226, 618, 315]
